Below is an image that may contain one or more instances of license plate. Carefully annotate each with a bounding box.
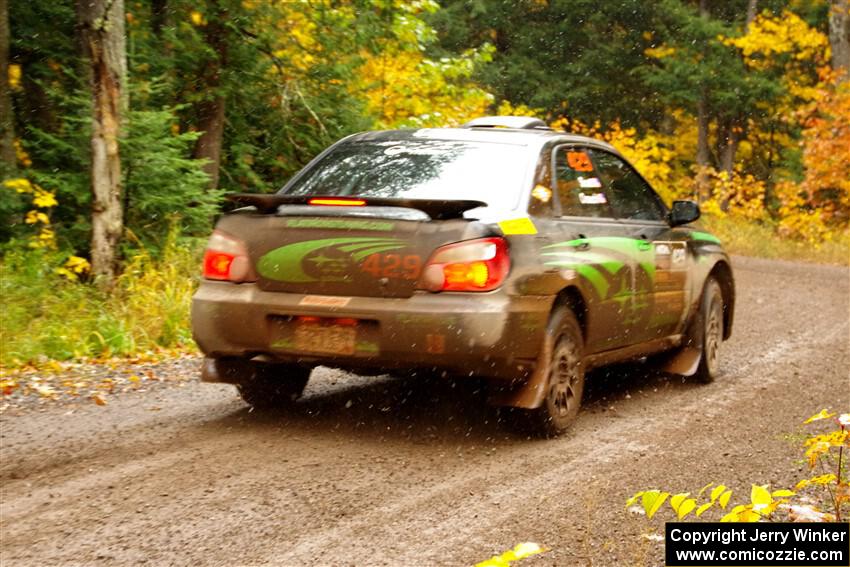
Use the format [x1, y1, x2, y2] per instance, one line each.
[293, 323, 356, 355]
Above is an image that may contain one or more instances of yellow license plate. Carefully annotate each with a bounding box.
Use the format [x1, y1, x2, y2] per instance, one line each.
[293, 324, 356, 355]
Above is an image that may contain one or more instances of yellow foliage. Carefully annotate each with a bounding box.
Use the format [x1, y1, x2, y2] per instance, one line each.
[32, 187, 58, 208]
[55, 256, 92, 282]
[355, 46, 494, 128]
[14, 140, 32, 167]
[8, 64, 22, 90]
[475, 542, 545, 567]
[4, 177, 33, 193]
[725, 11, 829, 69]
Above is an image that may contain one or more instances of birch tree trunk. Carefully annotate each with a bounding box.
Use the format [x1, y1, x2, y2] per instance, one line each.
[77, 0, 126, 284]
[830, 0, 850, 84]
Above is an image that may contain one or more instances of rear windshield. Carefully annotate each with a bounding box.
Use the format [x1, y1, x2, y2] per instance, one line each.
[281, 139, 530, 211]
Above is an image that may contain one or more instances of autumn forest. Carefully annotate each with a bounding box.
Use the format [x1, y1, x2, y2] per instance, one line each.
[1, 0, 848, 366]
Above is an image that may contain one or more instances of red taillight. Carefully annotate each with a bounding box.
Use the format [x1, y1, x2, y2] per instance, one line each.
[418, 237, 510, 292]
[202, 231, 256, 282]
[308, 198, 366, 207]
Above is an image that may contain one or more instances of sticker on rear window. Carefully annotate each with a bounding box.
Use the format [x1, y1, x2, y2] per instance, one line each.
[531, 184, 552, 203]
[578, 177, 602, 188]
[566, 151, 594, 172]
[578, 192, 607, 205]
[498, 217, 538, 235]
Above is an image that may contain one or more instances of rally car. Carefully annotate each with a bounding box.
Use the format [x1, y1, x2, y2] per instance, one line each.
[191, 116, 734, 436]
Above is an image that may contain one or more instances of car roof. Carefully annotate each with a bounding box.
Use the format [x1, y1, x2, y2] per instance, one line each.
[348, 126, 620, 154]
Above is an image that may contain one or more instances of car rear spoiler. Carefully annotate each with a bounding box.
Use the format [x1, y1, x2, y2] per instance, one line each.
[226, 193, 487, 220]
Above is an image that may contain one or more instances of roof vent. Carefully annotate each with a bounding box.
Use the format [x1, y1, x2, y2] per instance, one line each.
[461, 116, 551, 130]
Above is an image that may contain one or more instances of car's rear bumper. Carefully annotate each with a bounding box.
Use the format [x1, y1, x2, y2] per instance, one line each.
[191, 281, 552, 379]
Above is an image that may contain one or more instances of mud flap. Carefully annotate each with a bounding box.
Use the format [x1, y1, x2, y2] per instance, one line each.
[488, 336, 552, 409]
[658, 296, 705, 377]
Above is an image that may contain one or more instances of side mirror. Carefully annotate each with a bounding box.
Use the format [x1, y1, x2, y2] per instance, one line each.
[670, 200, 700, 226]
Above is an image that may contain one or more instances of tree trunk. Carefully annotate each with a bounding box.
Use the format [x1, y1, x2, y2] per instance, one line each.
[78, 0, 127, 285]
[0, 0, 14, 172]
[696, 97, 711, 201]
[694, 0, 711, 201]
[746, 0, 758, 26]
[830, 0, 850, 83]
[192, 8, 228, 189]
[151, 0, 168, 37]
[193, 95, 225, 189]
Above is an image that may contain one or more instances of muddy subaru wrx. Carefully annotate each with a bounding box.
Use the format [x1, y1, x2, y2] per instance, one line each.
[191, 116, 735, 436]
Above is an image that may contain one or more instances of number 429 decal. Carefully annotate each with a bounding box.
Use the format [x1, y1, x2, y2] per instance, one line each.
[360, 253, 422, 280]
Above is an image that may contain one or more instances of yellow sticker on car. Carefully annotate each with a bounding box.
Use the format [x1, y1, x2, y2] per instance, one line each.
[498, 217, 538, 235]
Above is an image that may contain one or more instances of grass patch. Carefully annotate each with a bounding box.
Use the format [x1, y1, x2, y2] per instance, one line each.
[0, 234, 203, 368]
[700, 215, 850, 266]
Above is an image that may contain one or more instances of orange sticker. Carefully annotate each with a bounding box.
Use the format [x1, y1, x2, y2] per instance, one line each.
[567, 151, 593, 172]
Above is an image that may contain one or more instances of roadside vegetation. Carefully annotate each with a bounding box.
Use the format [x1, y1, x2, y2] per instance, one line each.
[2, 0, 849, 369]
[628, 409, 849, 524]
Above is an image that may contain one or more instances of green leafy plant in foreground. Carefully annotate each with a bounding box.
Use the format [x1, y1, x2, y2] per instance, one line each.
[627, 409, 850, 523]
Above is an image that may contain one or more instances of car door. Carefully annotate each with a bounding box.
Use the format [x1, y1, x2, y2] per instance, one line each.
[542, 144, 640, 353]
[589, 149, 691, 343]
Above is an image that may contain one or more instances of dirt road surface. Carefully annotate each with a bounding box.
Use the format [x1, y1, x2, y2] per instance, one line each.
[2, 256, 848, 566]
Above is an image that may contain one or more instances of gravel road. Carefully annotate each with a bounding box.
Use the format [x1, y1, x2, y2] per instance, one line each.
[1, 256, 848, 566]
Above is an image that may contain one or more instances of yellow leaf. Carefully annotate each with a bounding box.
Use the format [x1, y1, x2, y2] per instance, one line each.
[695, 501, 714, 517]
[190, 11, 205, 26]
[92, 393, 107, 406]
[670, 492, 690, 512]
[751, 484, 772, 511]
[772, 489, 795, 498]
[718, 490, 733, 509]
[641, 490, 669, 519]
[697, 482, 714, 498]
[474, 542, 544, 567]
[676, 498, 697, 519]
[804, 409, 836, 424]
[625, 491, 644, 508]
[128, 375, 141, 383]
[710, 484, 727, 502]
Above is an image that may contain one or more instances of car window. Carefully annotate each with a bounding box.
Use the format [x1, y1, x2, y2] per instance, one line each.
[527, 147, 554, 217]
[553, 146, 614, 218]
[282, 139, 530, 211]
[590, 150, 667, 221]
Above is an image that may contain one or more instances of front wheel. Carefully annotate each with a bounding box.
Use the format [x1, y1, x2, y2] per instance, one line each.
[519, 306, 585, 437]
[230, 361, 311, 408]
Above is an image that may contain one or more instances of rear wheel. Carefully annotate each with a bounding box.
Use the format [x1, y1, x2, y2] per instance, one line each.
[218, 359, 310, 408]
[694, 278, 724, 384]
[519, 307, 585, 437]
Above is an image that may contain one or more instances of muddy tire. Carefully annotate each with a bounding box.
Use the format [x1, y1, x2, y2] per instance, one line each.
[519, 306, 586, 437]
[229, 361, 311, 409]
[693, 278, 724, 384]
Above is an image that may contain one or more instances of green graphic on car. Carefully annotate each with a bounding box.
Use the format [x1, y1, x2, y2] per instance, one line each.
[257, 237, 406, 283]
[542, 237, 655, 298]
